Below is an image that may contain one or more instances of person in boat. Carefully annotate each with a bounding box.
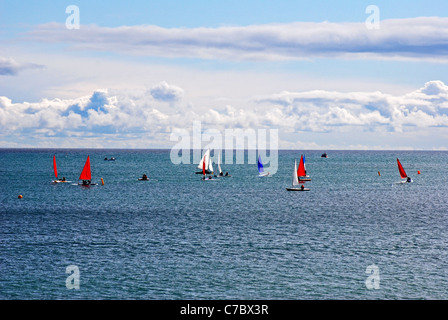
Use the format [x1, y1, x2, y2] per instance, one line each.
[407, 177, 412, 183]
[225, 172, 229, 176]
[219, 172, 223, 176]
[104, 157, 108, 160]
[141, 174, 148, 180]
[82, 180, 91, 185]
[62, 177, 66, 181]
[301, 184, 305, 190]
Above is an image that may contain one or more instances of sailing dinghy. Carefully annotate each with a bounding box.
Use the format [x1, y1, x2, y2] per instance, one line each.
[78, 155, 97, 186]
[216, 152, 231, 177]
[258, 155, 269, 177]
[397, 158, 412, 183]
[52, 155, 70, 183]
[196, 149, 214, 175]
[286, 159, 310, 191]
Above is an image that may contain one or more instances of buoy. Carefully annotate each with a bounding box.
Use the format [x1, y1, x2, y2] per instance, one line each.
[378, 171, 381, 176]
[18, 195, 23, 199]
[417, 170, 421, 174]
[101, 177, 104, 185]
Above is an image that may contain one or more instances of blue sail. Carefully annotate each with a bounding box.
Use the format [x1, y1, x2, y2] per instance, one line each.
[258, 155, 264, 173]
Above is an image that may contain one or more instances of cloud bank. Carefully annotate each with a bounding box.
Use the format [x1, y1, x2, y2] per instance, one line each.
[26, 17, 448, 62]
[1, 80, 448, 148]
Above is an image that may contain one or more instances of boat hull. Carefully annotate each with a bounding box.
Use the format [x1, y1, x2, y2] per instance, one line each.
[286, 187, 310, 191]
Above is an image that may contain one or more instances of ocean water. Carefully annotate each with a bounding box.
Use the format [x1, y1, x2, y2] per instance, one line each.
[1, 149, 448, 300]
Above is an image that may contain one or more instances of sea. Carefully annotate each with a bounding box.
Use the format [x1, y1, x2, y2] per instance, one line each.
[1, 149, 448, 300]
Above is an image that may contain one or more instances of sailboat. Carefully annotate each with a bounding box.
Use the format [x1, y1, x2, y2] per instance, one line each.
[298, 154, 311, 182]
[216, 152, 231, 177]
[397, 158, 412, 183]
[286, 159, 310, 191]
[258, 155, 269, 177]
[196, 149, 214, 175]
[52, 155, 70, 183]
[78, 155, 97, 186]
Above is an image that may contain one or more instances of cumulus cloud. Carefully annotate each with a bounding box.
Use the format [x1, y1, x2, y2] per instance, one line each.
[0, 57, 44, 76]
[25, 17, 448, 62]
[149, 81, 184, 102]
[1, 81, 448, 148]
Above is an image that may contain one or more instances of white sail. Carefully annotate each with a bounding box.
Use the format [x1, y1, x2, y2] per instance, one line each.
[292, 159, 299, 186]
[209, 156, 214, 173]
[197, 149, 210, 170]
[218, 152, 222, 174]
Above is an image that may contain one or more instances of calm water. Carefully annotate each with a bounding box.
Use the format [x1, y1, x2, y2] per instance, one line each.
[1, 149, 448, 300]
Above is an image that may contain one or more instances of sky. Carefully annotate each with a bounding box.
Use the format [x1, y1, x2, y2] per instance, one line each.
[1, 0, 448, 150]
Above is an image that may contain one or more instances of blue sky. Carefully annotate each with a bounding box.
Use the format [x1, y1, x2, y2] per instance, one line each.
[1, 1, 448, 150]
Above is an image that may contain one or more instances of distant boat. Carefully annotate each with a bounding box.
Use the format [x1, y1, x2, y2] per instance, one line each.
[286, 159, 310, 191]
[258, 155, 269, 177]
[138, 173, 149, 181]
[52, 155, 70, 183]
[78, 155, 97, 186]
[196, 149, 214, 175]
[397, 158, 412, 183]
[104, 157, 116, 161]
[321, 152, 328, 158]
[298, 154, 311, 182]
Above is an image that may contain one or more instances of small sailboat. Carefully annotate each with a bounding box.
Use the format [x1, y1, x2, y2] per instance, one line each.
[78, 155, 97, 186]
[196, 149, 214, 175]
[397, 158, 412, 183]
[199, 149, 214, 180]
[258, 155, 269, 177]
[286, 159, 310, 191]
[52, 155, 70, 183]
[216, 152, 231, 177]
[298, 154, 311, 182]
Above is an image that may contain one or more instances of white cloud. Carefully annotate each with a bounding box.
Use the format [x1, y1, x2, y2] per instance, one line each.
[149, 81, 184, 102]
[1, 80, 448, 149]
[25, 17, 448, 62]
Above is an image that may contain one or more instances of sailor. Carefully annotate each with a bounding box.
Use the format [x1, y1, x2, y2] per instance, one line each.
[62, 177, 66, 181]
[142, 174, 148, 180]
[301, 185, 305, 190]
[407, 177, 412, 183]
[225, 172, 229, 176]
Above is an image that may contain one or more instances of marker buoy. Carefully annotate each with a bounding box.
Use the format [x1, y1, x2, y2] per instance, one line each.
[378, 171, 381, 176]
[18, 195, 23, 199]
[417, 170, 421, 175]
[101, 178, 104, 185]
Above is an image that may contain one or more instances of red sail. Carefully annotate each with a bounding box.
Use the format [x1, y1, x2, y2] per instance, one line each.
[397, 158, 407, 179]
[53, 155, 58, 178]
[297, 154, 306, 177]
[202, 155, 206, 175]
[79, 156, 92, 180]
